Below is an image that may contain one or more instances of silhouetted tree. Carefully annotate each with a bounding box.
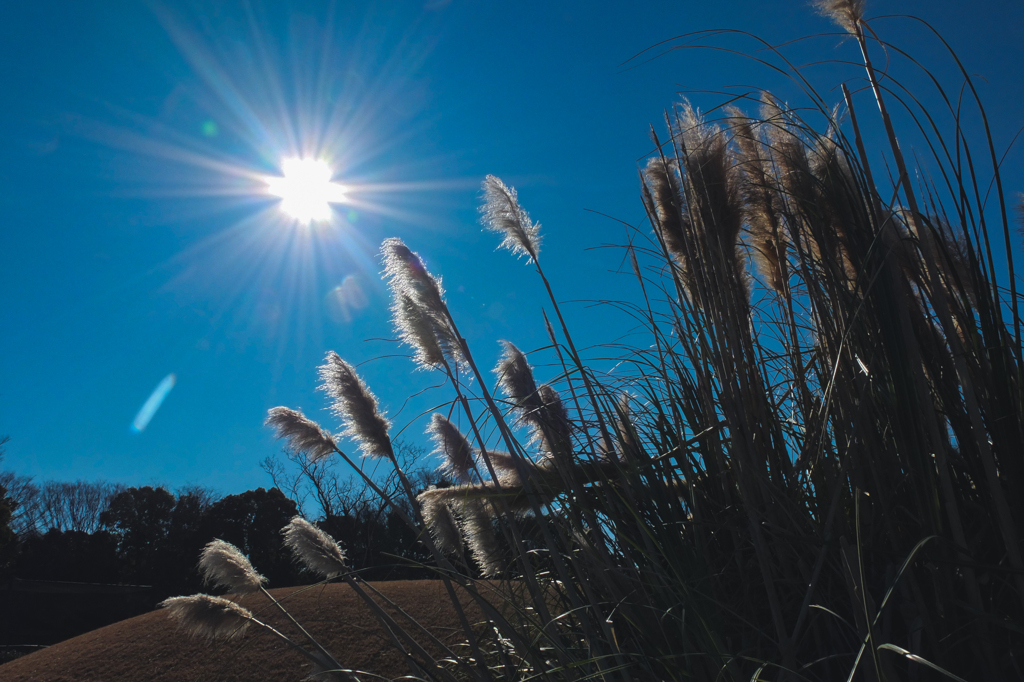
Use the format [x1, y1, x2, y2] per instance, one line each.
[262, 440, 440, 579]
[36, 481, 125, 534]
[160, 488, 218, 595]
[0, 481, 14, 571]
[99, 486, 176, 586]
[12, 529, 120, 583]
[0, 472, 39, 537]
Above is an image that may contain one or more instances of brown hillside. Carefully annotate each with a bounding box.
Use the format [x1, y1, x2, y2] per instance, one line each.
[0, 580, 486, 682]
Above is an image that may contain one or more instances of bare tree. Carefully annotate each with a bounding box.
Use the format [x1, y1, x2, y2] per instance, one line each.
[261, 439, 438, 522]
[0, 479, 124, 536]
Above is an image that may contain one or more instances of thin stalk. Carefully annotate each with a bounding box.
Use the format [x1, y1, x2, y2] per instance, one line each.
[852, 14, 1024, 610]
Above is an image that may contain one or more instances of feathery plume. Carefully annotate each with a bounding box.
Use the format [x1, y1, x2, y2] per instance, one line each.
[419, 489, 464, 556]
[264, 407, 337, 462]
[728, 107, 788, 295]
[612, 393, 638, 458]
[160, 594, 253, 640]
[381, 238, 446, 318]
[381, 239, 462, 368]
[643, 156, 694, 295]
[815, 0, 865, 34]
[534, 384, 573, 461]
[318, 352, 393, 459]
[282, 516, 348, 578]
[393, 294, 448, 368]
[459, 500, 503, 577]
[428, 413, 475, 482]
[198, 539, 266, 594]
[480, 450, 521, 477]
[494, 342, 543, 419]
[675, 103, 745, 284]
[480, 175, 542, 261]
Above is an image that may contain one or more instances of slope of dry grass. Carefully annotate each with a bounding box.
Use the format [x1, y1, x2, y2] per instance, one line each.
[0, 581, 481, 682]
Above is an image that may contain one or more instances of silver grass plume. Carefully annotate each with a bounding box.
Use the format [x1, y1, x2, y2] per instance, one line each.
[198, 539, 265, 594]
[419, 488, 464, 556]
[480, 175, 542, 261]
[428, 413, 475, 482]
[459, 499, 503, 577]
[494, 341, 543, 421]
[612, 393, 638, 457]
[381, 238, 446, 315]
[642, 156, 694, 296]
[674, 103, 745, 285]
[318, 351, 393, 459]
[480, 450, 521, 478]
[533, 384, 573, 463]
[815, 0, 865, 34]
[282, 516, 347, 578]
[394, 293, 447, 368]
[381, 239, 461, 367]
[808, 135, 862, 285]
[160, 594, 252, 640]
[727, 106, 788, 295]
[265, 407, 337, 462]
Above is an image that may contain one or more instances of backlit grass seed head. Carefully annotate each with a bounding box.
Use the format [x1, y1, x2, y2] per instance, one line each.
[381, 238, 446, 319]
[480, 175, 542, 262]
[428, 413, 475, 482]
[393, 294, 447, 368]
[728, 107, 788, 295]
[643, 156, 695, 295]
[318, 351, 393, 459]
[160, 594, 252, 640]
[282, 516, 347, 578]
[199, 539, 266, 594]
[534, 384, 572, 458]
[495, 341, 543, 419]
[264, 407, 337, 462]
[460, 499, 503, 577]
[675, 104, 744, 271]
[419, 489, 464, 556]
[815, 0, 865, 34]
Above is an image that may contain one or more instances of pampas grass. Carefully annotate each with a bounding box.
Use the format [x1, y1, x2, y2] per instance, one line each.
[265, 407, 338, 462]
[318, 352, 393, 460]
[282, 516, 347, 579]
[198, 539, 265, 595]
[166, 5, 1023, 680]
[160, 594, 253, 640]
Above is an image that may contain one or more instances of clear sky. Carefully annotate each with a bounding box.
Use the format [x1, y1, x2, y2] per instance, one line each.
[2, 0, 1022, 496]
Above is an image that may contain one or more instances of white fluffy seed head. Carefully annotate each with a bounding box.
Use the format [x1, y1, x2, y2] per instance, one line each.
[198, 539, 266, 594]
[381, 240, 462, 369]
[480, 175, 542, 261]
[393, 294, 447, 368]
[494, 341, 543, 421]
[282, 516, 348, 578]
[160, 594, 252, 640]
[815, 0, 865, 34]
[418, 489, 464, 556]
[381, 238, 446, 317]
[318, 351, 393, 459]
[264, 407, 338, 462]
[459, 500, 503, 577]
[428, 414, 475, 482]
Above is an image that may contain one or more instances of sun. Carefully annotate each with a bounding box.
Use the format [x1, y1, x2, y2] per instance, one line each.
[265, 158, 348, 223]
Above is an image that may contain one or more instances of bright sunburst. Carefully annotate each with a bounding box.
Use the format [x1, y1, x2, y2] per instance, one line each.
[265, 158, 348, 223]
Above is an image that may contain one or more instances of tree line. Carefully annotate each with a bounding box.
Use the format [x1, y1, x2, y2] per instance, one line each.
[0, 438, 441, 604]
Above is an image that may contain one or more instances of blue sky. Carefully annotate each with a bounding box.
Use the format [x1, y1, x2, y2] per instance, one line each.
[2, 0, 1022, 495]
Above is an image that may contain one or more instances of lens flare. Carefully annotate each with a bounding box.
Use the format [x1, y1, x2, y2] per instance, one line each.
[265, 158, 347, 223]
[131, 373, 177, 433]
